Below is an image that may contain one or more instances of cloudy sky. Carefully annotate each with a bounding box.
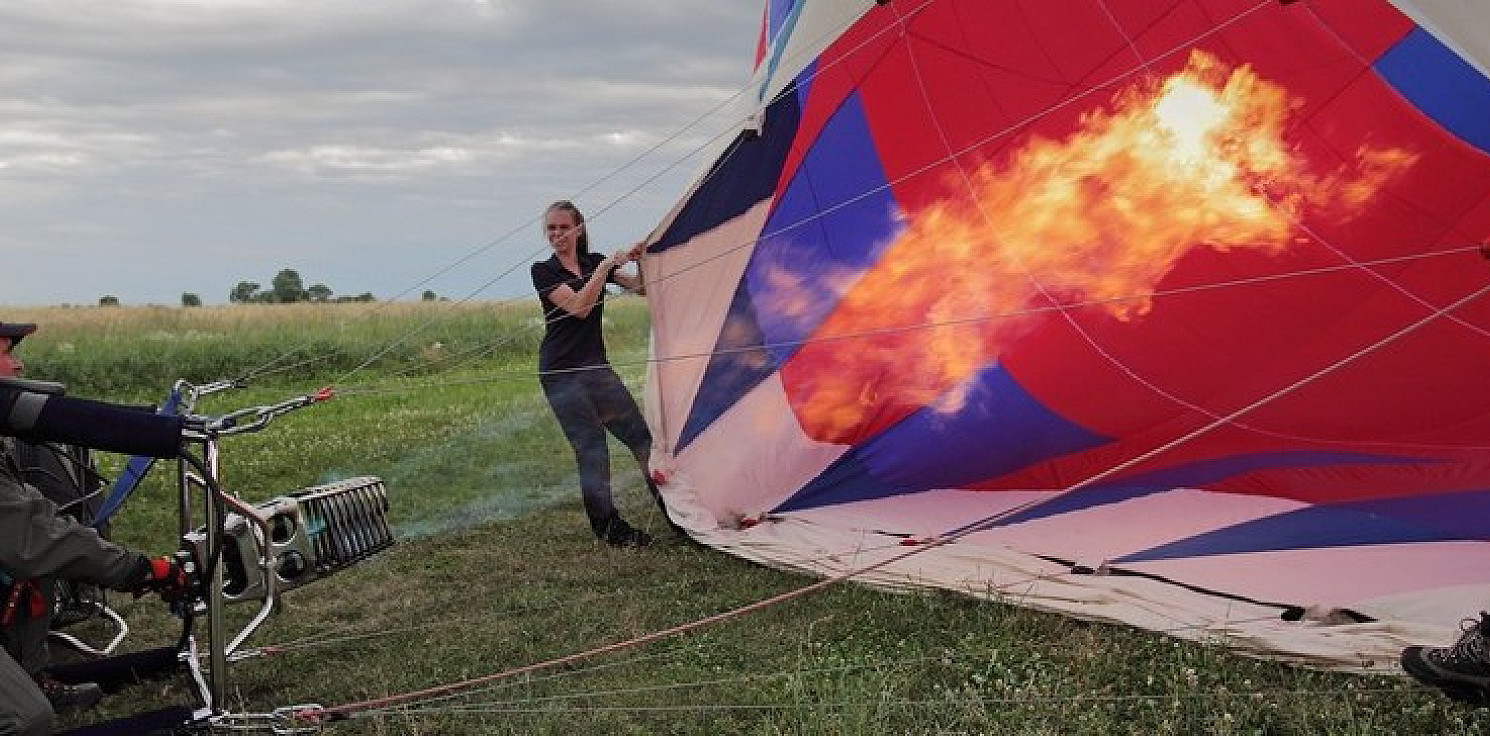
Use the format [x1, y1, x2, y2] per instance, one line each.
[0, 0, 762, 306]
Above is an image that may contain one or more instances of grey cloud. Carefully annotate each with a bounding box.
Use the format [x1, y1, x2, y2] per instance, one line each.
[0, 0, 762, 306]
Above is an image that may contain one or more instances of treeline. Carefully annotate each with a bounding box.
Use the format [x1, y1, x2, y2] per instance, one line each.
[228, 269, 374, 305]
[93, 269, 447, 307]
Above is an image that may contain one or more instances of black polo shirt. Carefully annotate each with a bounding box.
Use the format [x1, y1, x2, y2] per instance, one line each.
[532, 253, 618, 373]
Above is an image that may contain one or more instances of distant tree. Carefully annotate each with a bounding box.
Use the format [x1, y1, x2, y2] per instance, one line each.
[228, 271, 358, 305]
[98, 295, 120, 307]
[230, 281, 261, 303]
[270, 269, 308, 304]
[181, 292, 202, 307]
[422, 290, 438, 302]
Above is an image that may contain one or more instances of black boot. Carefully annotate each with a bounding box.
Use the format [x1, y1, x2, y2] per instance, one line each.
[600, 516, 654, 548]
[36, 673, 103, 713]
[1402, 612, 1490, 704]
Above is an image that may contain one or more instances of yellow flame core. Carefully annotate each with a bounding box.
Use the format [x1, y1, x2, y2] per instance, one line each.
[1154, 80, 1228, 166]
[778, 50, 1416, 444]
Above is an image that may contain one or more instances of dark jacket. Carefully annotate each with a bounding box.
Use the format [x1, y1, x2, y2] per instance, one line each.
[0, 438, 142, 588]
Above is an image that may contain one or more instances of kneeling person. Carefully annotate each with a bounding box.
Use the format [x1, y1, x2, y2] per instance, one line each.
[0, 321, 188, 735]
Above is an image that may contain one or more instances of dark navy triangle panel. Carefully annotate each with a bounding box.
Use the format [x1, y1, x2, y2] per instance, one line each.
[675, 284, 775, 450]
[1117, 488, 1490, 563]
[775, 363, 1109, 512]
[675, 89, 897, 451]
[1377, 26, 1490, 154]
[652, 79, 803, 254]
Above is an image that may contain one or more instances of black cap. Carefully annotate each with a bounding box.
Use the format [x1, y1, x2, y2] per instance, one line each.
[0, 322, 38, 345]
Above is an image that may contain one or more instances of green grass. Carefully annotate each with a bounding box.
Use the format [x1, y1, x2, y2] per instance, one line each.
[9, 302, 1487, 735]
[6, 300, 549, 395]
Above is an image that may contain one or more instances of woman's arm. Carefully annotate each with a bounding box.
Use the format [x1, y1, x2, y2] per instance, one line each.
[547, 250, 625, 319]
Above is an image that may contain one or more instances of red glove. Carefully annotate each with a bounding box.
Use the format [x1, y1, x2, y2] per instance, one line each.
[131, 555, 191, 602]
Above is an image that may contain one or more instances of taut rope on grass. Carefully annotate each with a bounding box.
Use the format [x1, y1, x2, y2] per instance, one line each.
[294, 276, 1490, 726]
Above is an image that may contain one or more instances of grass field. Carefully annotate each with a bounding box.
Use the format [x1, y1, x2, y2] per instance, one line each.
[7, 301, 1489, 735]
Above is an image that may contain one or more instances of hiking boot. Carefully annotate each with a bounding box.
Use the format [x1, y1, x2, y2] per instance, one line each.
[35, 673, 103, 713]
[601, 518, 654, 548]
[606, 526, 654, 548]
[1402, 612, 1490, 704]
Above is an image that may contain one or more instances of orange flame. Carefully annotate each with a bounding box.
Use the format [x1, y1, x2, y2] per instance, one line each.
[779, 50, 1415, 444]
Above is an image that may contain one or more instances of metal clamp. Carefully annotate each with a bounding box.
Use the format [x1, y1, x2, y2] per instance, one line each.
[205, 387, 335, 436]
[271, 704, 327, 735]
[173, 378, 247, 416]
[198, 704, 324, 734]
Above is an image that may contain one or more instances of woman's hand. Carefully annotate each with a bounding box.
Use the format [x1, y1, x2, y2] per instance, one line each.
[626, 241, 647, 262]
[610, 243, 647, 295]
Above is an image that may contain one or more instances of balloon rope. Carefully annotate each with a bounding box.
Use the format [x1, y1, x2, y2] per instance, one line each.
[362, 686, 1418, 719]
[314, 283, 1490, 721]
[280, 286, 1490, 724]
[380, 621, 1290, 717]
[315, 525, 1002, 720]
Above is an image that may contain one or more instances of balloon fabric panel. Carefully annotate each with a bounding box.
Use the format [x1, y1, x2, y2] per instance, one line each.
[644, 0, 1490, 668]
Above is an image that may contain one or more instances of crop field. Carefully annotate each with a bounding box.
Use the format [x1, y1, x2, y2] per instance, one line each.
[6, 301, 1487, 735]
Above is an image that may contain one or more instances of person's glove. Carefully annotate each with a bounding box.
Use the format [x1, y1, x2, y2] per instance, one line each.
[129, 555, 191, 602]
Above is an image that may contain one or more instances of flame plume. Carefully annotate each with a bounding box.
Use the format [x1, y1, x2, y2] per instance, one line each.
[779, 50, 1416, 444]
